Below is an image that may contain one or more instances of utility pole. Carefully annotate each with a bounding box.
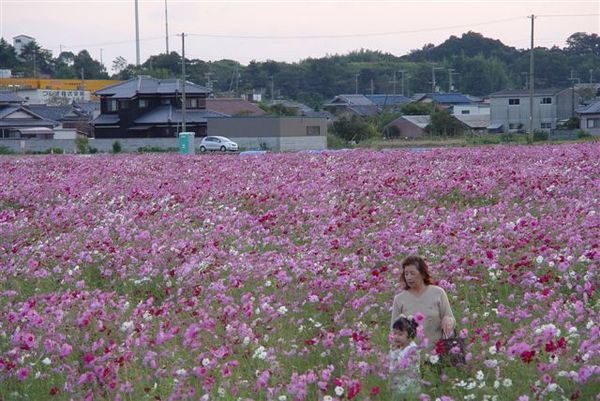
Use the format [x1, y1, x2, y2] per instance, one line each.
[354, 73, 360, 95]
[568, 70, 581, 118]
[180, 33, 187, 133]
[370, 78, 374, 95]
[32, 51, 37, 78]
[431, 63, 443, 93]
[590, 69, 594, 84]
[235, 66, 239, 97]
[100, 48, 103, 68]
[399, 70, 406, 97]
[405, 74, 411, 98]
[391, 71, 397, 95]
[165, 0, 170, 54]
[521, 72, 528, 89]
[448, 68, 454, 92]
[135, 0, 141, 66]
[81, 67, 85, 93]
[270, 76, 274, 100]
[528, 14, 535, 144]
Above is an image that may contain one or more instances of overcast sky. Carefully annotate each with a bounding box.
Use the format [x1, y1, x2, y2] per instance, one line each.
[1, 0, 598, 72]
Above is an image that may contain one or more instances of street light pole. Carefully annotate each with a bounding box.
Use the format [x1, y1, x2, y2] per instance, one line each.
[528, 14, 535, 144]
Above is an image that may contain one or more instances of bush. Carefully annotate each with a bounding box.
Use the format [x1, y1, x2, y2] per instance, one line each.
[45, 147, 64, 154]
[0, 145, 14, 155]
[89, 147, 99, 154]
[327, 134, 346, 150]
[74, 136, 89, 154]
[576, 129, 592, 139]
[500, 133, 514, 143]
[112, 141, 122, 154]
[533, 130, 549, 142]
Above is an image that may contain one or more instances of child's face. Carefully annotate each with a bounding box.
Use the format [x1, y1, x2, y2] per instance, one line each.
[390, 329, 409, 347]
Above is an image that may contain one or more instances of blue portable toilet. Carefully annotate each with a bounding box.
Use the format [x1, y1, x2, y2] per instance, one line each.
[178, 132, 195, 155]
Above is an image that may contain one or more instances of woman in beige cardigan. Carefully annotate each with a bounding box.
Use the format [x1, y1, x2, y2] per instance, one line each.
[391, 255, 455, 350]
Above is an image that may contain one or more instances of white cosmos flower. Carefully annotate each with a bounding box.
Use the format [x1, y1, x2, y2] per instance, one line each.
[41, 357, 51, 365]
[429, 354, 439, 364]
[503, 378, 512, 387]
[324, 396, 333, 401]
[536, 255, 544, 264]
[476, 370, 484, 381]
[334, 386, 344, 396]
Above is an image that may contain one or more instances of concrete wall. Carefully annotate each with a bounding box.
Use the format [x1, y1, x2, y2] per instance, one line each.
[490, 90, 575, 132]
[579, 115, 600, 136]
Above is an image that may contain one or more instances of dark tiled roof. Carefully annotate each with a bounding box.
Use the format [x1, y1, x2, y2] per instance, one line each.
[207, 98, 266, 116]
[27, 105, 72, 122]
[325, 94, 374, 107]
[422, 93, 472, 104]
[365, 94, 411, 106]
[134, 105, 224, 124]
[91, 114, 120, 125]
[348, 105, 379, 116]
[576, 99, 600, 114]
[0, 106, 20, 119]
[95, 76, 210, 98]
[0, 119, 56, 128]
[0, 91, 25, 104]
[490, 88, 570, 97]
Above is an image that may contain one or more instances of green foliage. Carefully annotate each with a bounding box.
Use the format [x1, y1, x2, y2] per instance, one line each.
[0, 145, 14, 154]
[331, 115, 376, 143]
[112, 141, 122, 154]
[576, 129, 592, 139]
[74, 136, 89, 154]
[137, 146, 178, 153]
[327, 133, 346, 149]
[400, 102, 436, 115]
[428, 109, 465, 137]
[558, 117, 580, 130]
[45, 147, 64, 154]
[259, 103, 298, 116]
[89, 147, 99, 154]
[533, 130, 549, 142]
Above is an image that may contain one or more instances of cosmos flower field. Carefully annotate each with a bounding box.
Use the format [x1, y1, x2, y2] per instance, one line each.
[0, 144, 598, 401]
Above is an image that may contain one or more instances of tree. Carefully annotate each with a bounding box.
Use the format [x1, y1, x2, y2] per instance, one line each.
[19, 40, 54, 76]
[331, 115, 375, 143]
[565, 32, 600, 57]
[427, 109, 464, 137]
[400, 102, 435, 115]
[0, 39, 20, 69]
[73, 50, 108, 79]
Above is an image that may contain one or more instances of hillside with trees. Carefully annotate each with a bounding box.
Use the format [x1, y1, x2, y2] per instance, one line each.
[1, 32, 599, 107]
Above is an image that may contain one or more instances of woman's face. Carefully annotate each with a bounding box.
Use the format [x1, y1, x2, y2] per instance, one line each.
[403, 264, 424, 288]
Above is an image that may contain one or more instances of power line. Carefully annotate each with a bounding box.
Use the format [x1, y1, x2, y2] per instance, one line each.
[187, 16, 525, 40]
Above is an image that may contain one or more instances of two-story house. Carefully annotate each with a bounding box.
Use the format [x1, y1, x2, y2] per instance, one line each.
[92, 76, 221, 139]
[489, 88, 577, 133]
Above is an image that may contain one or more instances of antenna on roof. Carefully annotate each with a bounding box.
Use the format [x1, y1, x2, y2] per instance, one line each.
[135, 0, 141, 66]
[165, 0, 169, 54]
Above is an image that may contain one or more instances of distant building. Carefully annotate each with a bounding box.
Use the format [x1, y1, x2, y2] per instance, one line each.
[384, 115, 430, 139]
[91, 76, 215, 139]
[576, 99, 600, 136]
[0, 70, 11, 79]
[0, 91, 58, 139]
[323, 94, 379, 118]
[207, 98, 266, 117]
[365, 94, 411, 109]
[489, 88, 577, 133]
[13, 35, 35, 57]
[454, 114, 490, 136]
[413, 93, 473, 108]
[451, 103, 490, 116]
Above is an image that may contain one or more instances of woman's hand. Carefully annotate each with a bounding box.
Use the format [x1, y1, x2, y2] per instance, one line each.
[442, 316, 455, 336]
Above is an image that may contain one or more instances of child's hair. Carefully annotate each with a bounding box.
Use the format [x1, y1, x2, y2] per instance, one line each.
[392, 316, 418, 339]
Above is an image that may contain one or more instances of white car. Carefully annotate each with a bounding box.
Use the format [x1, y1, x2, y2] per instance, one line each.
[198, 136, 239, 152]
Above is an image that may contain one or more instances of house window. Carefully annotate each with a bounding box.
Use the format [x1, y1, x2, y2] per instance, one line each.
[119, 100, 129, 110]
[461, 110, 470, 114]
[541, 97, 552, 104]
[587, 118, 600, 128]
[186, 98, 199, 109]
[161, 98, 171, 105]
[541, 122, 552, 129]
[509, 123, 521, 130]
[139, 99, 149, 108]
[106, 99, 118, 112]
[306, 126, 321, 136]
[509, 99, 520, 105]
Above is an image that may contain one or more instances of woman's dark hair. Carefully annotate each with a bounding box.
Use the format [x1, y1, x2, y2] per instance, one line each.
[401, 255, 432, 286]
[392, 316, 418, 339]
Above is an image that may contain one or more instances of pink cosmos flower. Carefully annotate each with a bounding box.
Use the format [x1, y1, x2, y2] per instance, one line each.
[16, 367, 29, 381]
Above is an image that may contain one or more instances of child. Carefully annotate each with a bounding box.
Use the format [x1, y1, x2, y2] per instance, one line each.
[389, 315, 421, 400]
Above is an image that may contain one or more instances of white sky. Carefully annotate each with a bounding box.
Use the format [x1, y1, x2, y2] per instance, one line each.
[0, 0, 598, 72]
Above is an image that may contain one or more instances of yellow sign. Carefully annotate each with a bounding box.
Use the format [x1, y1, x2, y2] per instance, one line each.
[0, 78, 120, 93]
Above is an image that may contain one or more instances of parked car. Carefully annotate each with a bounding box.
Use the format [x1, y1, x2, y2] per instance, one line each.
[199, 136, 239, 152]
